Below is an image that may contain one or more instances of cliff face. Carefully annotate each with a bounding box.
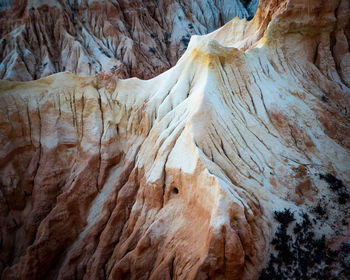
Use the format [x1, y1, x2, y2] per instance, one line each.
[0, 0, 350, 279]
[0, 0, 257, 81]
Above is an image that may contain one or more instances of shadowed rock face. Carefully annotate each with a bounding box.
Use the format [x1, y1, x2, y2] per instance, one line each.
[0, 0, 257, 81]
[0, 0, 350, 279]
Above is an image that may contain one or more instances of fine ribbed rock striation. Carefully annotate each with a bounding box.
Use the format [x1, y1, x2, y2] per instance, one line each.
[0, 0, 257, 81]
[0, 0, 350, 279]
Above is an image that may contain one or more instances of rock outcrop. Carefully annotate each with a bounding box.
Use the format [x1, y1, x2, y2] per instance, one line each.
[0, 0, 350, 279]
[0, 0, 257, 81]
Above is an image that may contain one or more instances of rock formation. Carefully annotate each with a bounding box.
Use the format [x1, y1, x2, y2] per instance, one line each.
[0, 0, 257, 81]
[0, 0, 349, 279]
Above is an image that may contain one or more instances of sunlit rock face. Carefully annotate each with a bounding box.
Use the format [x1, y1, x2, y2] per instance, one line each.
[0, 0, 257, 81]
[0, 0, 350, 279]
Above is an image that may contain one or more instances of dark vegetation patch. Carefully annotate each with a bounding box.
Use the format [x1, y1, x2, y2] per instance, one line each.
[181, 35, 190, 47]
[274, 208, 295, 227]
[319, 173, 349, 205]
[313, 203, 327, 218]
[98, 47, 112, 58]
[110, 65, 118, 73]
[320, 173, 345, 191]
[149, 47, 156, 54]
[259, 209, 350, 280]
[321, 95, 329, 102]
[164, 32, 170, 42]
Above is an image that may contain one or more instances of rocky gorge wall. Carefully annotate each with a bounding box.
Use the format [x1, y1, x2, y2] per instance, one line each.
[0, 0, 257, 81]
[0, 0, 349, 279]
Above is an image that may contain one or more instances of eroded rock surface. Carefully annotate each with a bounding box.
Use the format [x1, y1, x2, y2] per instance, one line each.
[0, 0, 350, 279]
[0, 0, 257, 81]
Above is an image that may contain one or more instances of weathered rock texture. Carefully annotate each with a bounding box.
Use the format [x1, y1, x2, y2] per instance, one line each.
[0, 0, 257, 81]
[0, 0, 350, 279]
